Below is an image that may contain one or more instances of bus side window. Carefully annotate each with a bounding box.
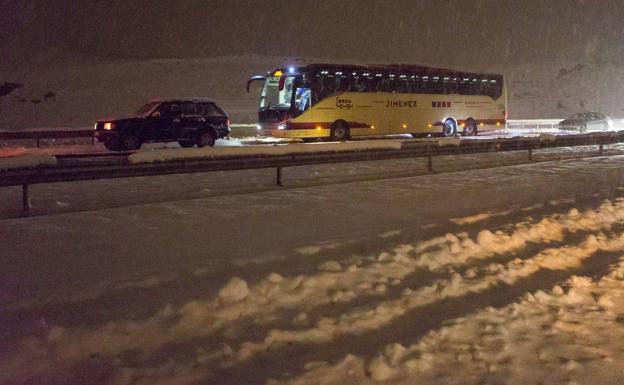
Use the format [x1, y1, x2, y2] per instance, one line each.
[410, 77, 420, 93]
[363, 76, 373, 92]
[323, 76, 337, 96]
[372, 77, 383, 92]
[339, 76, 350, 92]
[397, 79, 409, 93]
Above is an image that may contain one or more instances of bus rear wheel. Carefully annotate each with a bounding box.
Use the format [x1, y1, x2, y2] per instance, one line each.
[463, 119, 477, 136]
[442, 119, 457, 137]
[330, 121, 350, 141]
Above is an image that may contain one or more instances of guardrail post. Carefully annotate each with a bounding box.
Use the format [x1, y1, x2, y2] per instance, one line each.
[599, 143, 604, 154]
[427, 144, 433, 172]
[276, 167, 283, 186]
[22, 184, 30, 212]
[528, 146, 533, 161]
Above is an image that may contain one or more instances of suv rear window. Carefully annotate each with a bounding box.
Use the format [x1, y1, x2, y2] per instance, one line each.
[203, 102, 226, 117]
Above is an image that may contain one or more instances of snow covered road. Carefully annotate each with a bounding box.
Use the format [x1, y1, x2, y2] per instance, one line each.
[2, 152, 624, 384]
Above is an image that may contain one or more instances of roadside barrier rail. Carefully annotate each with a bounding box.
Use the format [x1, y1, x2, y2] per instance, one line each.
[1, 131, 622, 213]
[0, 129, 95, 147]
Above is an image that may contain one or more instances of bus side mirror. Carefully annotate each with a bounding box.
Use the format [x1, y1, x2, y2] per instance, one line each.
[247, 76, 266, 92]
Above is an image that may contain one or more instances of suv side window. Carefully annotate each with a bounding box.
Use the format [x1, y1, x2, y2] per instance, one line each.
[203, 102, 226, 117]
[161, 102, 181, 118]
[182, 101, 198, 116]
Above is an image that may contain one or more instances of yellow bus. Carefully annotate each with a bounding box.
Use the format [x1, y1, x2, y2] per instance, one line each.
[247, 63, 506, 141]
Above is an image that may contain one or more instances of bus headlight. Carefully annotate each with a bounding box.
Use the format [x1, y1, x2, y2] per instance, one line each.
[277, 123, 286, 130]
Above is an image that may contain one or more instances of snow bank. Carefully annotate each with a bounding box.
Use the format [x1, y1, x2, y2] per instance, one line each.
[450, 212, 492, 225]
[277, 256, 624, 385]
[0, 153, 57, 170]
[437, 137, 461, 146]
[5, 199, 624, 384]
[128, 140, 404, 164]
[539, 133, 557, 142]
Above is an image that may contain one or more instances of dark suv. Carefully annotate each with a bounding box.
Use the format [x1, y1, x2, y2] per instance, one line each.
[94, 98, 231, 151]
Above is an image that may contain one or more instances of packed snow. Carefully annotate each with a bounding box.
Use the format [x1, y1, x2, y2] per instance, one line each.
[2, 149, 624, 384]
[128, 140, 404, 164]
[0, 153, 57, 170]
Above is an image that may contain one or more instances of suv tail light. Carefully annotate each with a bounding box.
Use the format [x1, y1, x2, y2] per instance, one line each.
[226, 119, 230, 126]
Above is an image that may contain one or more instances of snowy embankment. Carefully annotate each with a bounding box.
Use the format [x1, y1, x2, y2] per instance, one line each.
[4, 197, 624, 384]
[2, 53, 624, 132]
[3, 155, 624, 384]
[0, 153, 56, 170]
[128, 140, 403, 164]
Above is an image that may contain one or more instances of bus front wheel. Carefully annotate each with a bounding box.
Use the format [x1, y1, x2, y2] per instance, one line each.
[330, 120, 350, 141]
[442, 119, 457, 137]
[463, 119, 477, 136]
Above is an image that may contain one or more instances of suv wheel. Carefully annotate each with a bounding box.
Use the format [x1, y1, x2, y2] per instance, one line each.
[121, 134, 141, 150]
[178, 139, 195, 148]
[196, 130, 216, 147]
[104, 141, 122, 151]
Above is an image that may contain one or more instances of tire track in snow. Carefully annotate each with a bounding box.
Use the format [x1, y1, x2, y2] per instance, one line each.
[4, 199, 624, 384]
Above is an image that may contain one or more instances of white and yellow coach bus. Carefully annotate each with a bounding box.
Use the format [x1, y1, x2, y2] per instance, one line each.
[247, 63, 507, 141]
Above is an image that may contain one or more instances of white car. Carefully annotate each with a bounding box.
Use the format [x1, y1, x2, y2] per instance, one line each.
[558, 112, 612, 133]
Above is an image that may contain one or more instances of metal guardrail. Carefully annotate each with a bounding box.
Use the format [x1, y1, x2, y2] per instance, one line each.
[0, 129, 95, 147]
[505, 119, 562, 130]
[2, 131, 622, 213]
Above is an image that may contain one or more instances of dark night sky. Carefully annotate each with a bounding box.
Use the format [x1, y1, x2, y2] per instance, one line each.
[2, 0, 624, 68]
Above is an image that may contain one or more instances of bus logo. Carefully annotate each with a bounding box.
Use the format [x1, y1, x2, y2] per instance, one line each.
[336, 97, 353, 109]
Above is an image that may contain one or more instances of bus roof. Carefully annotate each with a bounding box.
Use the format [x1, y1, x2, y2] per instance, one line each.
[276, 63, 502, 79]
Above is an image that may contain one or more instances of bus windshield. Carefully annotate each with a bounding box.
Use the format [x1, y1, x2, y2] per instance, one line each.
[260, 76, 296, 109]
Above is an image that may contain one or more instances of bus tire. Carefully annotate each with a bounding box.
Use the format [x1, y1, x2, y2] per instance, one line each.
[330, 120, 350, 141]
[463, 119, 477, 136]
[442, 119, 457, 137]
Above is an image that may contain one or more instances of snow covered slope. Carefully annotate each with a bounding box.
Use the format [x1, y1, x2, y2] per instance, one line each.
[1, 54, 624, 131]
[3, 152, 624, 384]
